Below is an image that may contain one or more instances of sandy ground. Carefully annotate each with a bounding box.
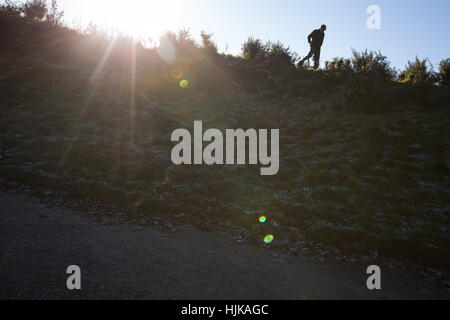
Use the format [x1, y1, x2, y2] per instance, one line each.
[0, 190, 448, 300]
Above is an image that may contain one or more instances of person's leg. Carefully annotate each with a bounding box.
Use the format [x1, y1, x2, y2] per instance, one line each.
[299, 46, 315, 65]
[313, 47, 321, 69]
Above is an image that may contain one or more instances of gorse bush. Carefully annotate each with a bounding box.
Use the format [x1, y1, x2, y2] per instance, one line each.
[158, 31, 179, 63]
[0, 0, 63, 25]
[324, 50, 397, 82]
[241, 37, 297, 73]
[438, 58, 450, 88]
[324, 57, 352, 74]
[157, 29, 221, 63]
[351, 49, 393, 80]
[242, 36, 267, 60]
[200, 31, 218, 55]
[176, 28, 198, 56]
[157, 29, 199, 64]
[46, 0, 64, 25]
[399, 57, 439, 86]
[266, 41, 297, 68]
[0, 0, 22, 19]
[22, 0, 47, 21]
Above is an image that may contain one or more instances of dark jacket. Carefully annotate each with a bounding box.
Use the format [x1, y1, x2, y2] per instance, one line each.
[308, 29, 325, 48]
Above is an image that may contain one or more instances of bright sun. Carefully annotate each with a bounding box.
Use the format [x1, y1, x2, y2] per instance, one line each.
[73, 0, 184, 40]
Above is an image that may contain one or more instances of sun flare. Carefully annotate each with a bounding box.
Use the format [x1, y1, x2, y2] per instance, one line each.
[72, 0, 184, 40]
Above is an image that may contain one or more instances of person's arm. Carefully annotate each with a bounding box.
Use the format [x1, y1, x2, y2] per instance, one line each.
[319, 33, 324, 46]
[307, 31, 314, 44]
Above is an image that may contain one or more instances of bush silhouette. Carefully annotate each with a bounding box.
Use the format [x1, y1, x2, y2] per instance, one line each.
[324, 57, 352, 74]
[0, 0, 22, 19]
[438, 58, 450, 88]
[351, 49, 393, 81]
[176, 28, 198, 57]
[200, 31, 218, 55]
[266, 41, 297, 70]
[242, 36, 267, 60]
[399, 56, 439, 85]
[22, 0, 48, 21]
[241, 38, 297, 75]
[46, 0, 64, 25]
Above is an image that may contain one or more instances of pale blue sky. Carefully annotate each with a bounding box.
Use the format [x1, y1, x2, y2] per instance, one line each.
[38, 0, 450, 69]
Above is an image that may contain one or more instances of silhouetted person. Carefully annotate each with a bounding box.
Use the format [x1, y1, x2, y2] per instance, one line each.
[299, 24, 326, 69]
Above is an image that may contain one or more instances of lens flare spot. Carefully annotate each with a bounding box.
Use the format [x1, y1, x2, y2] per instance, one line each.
[171, 68, 184, 80]
[259, 216, 266, 223]
[264, 234, 274, 244]
[179, 79, 189, 88]
[157, 39, 176, 64]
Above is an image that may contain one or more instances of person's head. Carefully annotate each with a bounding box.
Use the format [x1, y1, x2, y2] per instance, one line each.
[320, 24, 327, 31]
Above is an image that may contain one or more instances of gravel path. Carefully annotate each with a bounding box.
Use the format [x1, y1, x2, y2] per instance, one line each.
[0, 191, 448, 299]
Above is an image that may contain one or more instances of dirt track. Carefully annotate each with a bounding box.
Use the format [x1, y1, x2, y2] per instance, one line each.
[0, 191, 448, 299]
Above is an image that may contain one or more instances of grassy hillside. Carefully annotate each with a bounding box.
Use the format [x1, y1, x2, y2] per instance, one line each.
[0, 7, 449, 273]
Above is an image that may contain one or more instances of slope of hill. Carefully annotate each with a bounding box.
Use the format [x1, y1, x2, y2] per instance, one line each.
[0, 13, 449, 279]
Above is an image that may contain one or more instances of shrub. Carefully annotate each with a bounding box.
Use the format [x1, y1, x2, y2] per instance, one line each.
[240, 37, 297, 73]
[22, 0, 47, 21]
[399, 57, 439, 86]
[325, 57, 352, 74]
[351, 49, 393, 80]
[157, 29, 199, 63]
[438, 58, 450, 88]
[158, 31, 178, 63]
[241, 36, 267, 60]
[0, 0, 22, 19]
[200, 31, 218, 55]
[46, 0, 64, 25]
[176, 28, 198, 56]
[266, 41, 297, 67]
